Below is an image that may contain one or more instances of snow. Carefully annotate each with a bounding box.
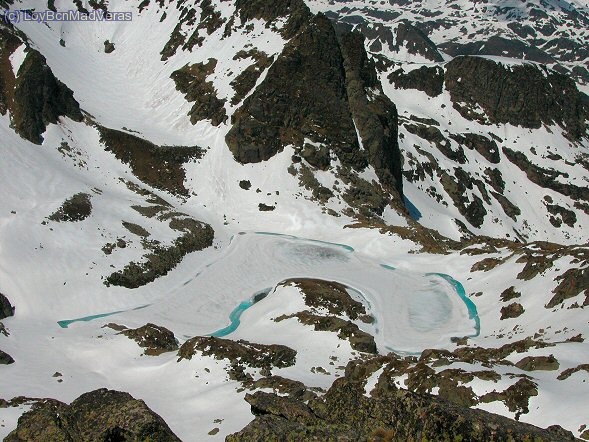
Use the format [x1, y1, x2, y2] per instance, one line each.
[0, 0, 588, 439]
[8, 44, 27, 75]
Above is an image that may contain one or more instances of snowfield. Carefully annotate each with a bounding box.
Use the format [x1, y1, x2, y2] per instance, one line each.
[1, 0, 588, 440]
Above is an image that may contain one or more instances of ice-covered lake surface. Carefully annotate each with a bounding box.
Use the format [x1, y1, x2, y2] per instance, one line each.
[59, 232, 478, 354]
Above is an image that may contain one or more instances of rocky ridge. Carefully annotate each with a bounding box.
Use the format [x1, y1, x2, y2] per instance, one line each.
[227, 356, 578, 441]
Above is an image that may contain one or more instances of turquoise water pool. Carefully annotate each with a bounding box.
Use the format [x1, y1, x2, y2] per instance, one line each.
[58, 304, 150, 329]
[209, 288, 271, 337]
[427, 272, 480, 337]
[380, 264, 397, 271]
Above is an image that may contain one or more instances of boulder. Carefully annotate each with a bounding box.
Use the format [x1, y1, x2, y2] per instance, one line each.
[120, 323, 179, 356]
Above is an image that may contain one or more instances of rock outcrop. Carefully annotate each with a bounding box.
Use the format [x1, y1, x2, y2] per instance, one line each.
[120, 323, 179, 356]
[338, 30, 403, 195]
[98, 126, 204, 196]
[11, 50, 83, 144]
[388, 65, 444, 97]
[47, 193, 92, 223]
[178, 336, 297, 370]
[0, 292, 15, 320]
[394, 21, 444, 63]
[106, 215, 214, 289]
[445, 56, 588, 140]
[227, 359, 577, 441]
[5, 389, 181, 441]
[170, 59, 227, 126]
[233, 0, 311, 39]
[227, 14, 359, 165]
[0, 349, 14, 364]
[0, 27, 20, 116]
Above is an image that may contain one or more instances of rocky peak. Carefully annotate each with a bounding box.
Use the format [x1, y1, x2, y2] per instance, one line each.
[11, 49, 83, 144]
[227, 11, 404, 199]
[226, 13, 357, 164]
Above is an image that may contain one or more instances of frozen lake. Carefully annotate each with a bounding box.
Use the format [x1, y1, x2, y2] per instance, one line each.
[59, 232, 479, 353]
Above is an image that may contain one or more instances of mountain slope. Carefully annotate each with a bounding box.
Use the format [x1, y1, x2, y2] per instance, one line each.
[0, 0, 588, 440]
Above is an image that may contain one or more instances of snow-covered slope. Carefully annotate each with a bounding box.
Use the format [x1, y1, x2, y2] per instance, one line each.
[0, 0, 588, 440]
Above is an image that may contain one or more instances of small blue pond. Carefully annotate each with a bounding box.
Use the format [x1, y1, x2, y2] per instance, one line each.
[404, 196, 422, 221]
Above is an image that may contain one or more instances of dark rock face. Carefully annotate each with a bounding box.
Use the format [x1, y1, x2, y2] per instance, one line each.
[120, 323, 179, 356]
[98, 125, 203, 195]
[388, 65, 444, 97]
[450, 133, 500, 164]
[547, 267, 588, 308]
[230, 50, 273, 105]
[276, 311, 377, 353]
[47, 193, 92, 222]
[103, 40, 115, 53]
[558, 364, 589, 381]
[227, 14, 358, 165]
[503, 147, 588, 202]
[500, 302, 525, 319]
[0, 27, 21, 116]
[178, 336, 297, 370]
[0, 292, 15, 319]
[500, 286, 522, 302]
[227, 369, 575, 441]
[227, 14, 404, 199]
[258, 203, 275, 212]
[250, 376, 314, 401]
[546, 203, 577, 228]
[439, 169, 488, 228]
[284, 279, 369, 321]
[441, 35, 553, 64]
[339, 31, 403, 195]
[275, 279, 376, 353]
[445, 56, 587, 140]
[11, 50, 83, 144]
[233, 0, 311, 39]
[170, 59, 227, 126]
[405, 123, 466, 164]
[160, 0, 225, 60]
[394, 21, 444, 63]
[5, 389, 181, 441]
[515, 355, 560, 371]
